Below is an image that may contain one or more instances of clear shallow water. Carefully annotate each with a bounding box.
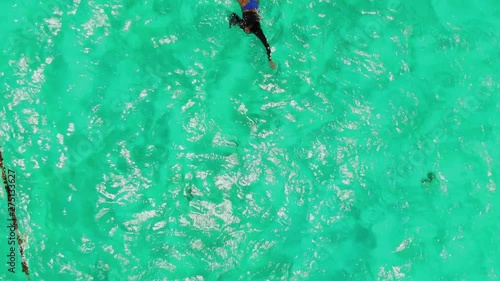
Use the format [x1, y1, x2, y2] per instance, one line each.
[0, 0, 499, 280]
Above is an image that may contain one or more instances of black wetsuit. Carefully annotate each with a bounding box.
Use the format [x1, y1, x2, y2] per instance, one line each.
[229, 11, 272, 62]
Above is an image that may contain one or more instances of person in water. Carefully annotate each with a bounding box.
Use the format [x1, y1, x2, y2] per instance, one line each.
[229, 0, 276, 68]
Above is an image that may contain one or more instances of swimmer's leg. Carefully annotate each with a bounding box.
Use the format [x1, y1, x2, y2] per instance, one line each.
[229, 13, 244, 29]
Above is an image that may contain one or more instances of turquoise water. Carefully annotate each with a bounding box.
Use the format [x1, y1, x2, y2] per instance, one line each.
[1, 0, 499, 280]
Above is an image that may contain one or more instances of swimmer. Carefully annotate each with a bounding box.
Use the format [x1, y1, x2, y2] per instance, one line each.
[229, 0, 276, 69]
